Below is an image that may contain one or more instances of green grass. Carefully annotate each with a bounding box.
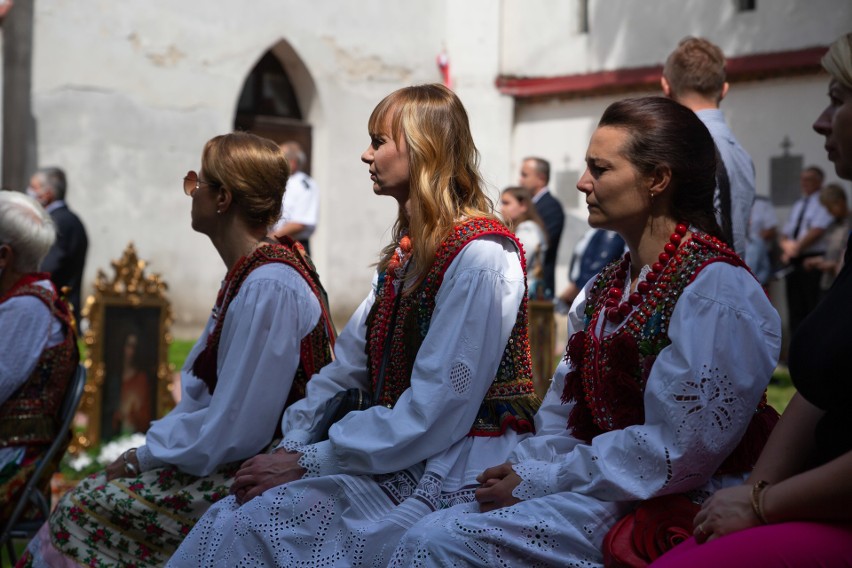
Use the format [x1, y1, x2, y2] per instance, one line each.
[78, 338, 195, 370]
[169, 339, 195, 370]
[767, 366, 796, 415]
[1, 544, 26, 567]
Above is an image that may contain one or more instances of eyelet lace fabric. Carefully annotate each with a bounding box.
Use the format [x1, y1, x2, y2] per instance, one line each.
[279, 438, 306, 454]
[296, 442, 333, 478]
[389, 496, 605, 567]
[511, 460, 555, 501]
[388, 263, 780, 566]
[449, 361, 473, 395]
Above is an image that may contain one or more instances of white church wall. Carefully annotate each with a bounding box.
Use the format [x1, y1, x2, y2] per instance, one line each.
[23, 0, 846, 331]
[501, 0, 851, 76]
[30, 0, 484, 330]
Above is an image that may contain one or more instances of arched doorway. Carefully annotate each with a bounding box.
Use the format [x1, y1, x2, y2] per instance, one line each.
[234, 49, 314, 173]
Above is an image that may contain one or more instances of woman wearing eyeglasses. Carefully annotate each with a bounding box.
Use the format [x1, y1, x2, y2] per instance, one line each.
[21, 132, 335, 568]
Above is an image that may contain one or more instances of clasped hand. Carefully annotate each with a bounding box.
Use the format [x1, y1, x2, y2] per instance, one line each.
[475, 461, 523, 513]
[231, 448, 306, 505]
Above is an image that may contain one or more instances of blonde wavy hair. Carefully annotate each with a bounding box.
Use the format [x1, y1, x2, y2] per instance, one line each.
[823, 33, 852, 90]
[369, 84, 496, 288]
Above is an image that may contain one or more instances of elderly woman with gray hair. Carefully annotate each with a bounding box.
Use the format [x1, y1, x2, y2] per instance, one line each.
[0, 190, 79, 524]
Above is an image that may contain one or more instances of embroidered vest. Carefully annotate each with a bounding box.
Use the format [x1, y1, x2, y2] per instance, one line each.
[365, 218, 541, 437]
[192, 239, 335, 406]
[562, 232, 777, 474]
[0, 280, 79, 448]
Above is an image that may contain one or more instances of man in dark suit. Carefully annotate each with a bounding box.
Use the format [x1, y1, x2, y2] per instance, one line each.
[28, 167, 88, 323]
[519, 157, 565, 298]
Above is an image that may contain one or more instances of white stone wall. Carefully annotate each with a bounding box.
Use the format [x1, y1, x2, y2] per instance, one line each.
[30, 0, 503, 331]
[23, 0, 847, 332]
[501, 0, 851, 76]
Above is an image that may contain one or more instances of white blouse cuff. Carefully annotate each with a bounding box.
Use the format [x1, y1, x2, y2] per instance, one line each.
[280, 429, 312, 450]
[511, 460, 558, 501]
[296, 440, 339, 478]
[135, 444, 166, 473]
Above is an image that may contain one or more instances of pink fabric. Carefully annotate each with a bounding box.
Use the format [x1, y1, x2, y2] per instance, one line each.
[17, 523, 82, 568]
[649, 522, 852, 568]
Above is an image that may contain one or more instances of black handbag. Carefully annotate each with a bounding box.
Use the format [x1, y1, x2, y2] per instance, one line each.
[306, 275, 405, 444]
[307, 388, 372, 443]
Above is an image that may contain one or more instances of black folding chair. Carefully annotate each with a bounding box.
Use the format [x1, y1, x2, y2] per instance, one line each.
[0, 363, 86, 564]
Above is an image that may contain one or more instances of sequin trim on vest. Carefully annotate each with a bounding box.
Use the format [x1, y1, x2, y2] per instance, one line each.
[365, 218, 540, 437]
[0, 281, 79, 447]
[561, 231, 777, 474]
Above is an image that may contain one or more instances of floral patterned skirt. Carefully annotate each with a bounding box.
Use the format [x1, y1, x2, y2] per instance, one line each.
[21, 462, 238, 568]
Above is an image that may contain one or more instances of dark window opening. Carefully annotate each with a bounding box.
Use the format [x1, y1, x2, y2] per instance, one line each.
[236, 52, 302, 119]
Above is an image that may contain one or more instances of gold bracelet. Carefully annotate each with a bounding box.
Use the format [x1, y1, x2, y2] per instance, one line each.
[123, 448, 139, 477]
[750, 480, 770, 524]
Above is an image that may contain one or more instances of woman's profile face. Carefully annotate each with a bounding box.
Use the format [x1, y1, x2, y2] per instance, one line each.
[814, 78, 852, 181]
[361, 119, 411, 203]
[576, 126, 649, 234]
[500, 192, 526, 223]
[190, 167, 221, 234]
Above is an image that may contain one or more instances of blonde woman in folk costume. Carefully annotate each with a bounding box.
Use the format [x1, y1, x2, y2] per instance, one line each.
[169, 83, 540, 567]
[22, 132, 334, 568]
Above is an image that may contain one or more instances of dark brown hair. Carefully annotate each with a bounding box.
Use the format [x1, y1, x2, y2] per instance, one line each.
[598, 96, 723, 239]
[501, 186, 548, 245]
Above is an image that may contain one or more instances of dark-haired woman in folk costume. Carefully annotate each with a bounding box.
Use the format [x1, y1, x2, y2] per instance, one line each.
[390, 96, 782, 567]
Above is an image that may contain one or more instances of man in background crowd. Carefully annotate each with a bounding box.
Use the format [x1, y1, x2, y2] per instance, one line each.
[519, 156, 564, 298]
[662, 36, 755, 257]
[779, 166, 833, 333]
[270, 141, 319, 255]
[27, 167, 88, 324]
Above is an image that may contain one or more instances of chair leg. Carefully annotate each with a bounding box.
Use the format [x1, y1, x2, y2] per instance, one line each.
[6, 537, 18, 565]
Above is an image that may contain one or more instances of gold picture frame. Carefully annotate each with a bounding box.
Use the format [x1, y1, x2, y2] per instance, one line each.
[75, 243, 174, 451]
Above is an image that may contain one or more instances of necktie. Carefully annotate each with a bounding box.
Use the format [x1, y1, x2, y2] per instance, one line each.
[793, 196, 809, 240]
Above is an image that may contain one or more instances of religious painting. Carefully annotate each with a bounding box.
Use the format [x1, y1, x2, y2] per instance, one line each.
[76, 243, 174, 450]
[99, 306, 161, 442]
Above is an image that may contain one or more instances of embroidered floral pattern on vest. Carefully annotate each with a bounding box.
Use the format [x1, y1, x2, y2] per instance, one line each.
[0, 281, 79, 447]
[365, 218, 540, 437]
[561, 232, 775, 473]
[191, 239, 335, 401]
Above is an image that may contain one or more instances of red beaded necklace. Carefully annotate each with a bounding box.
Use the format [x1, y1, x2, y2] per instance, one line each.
[604, 223, 688, 324]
